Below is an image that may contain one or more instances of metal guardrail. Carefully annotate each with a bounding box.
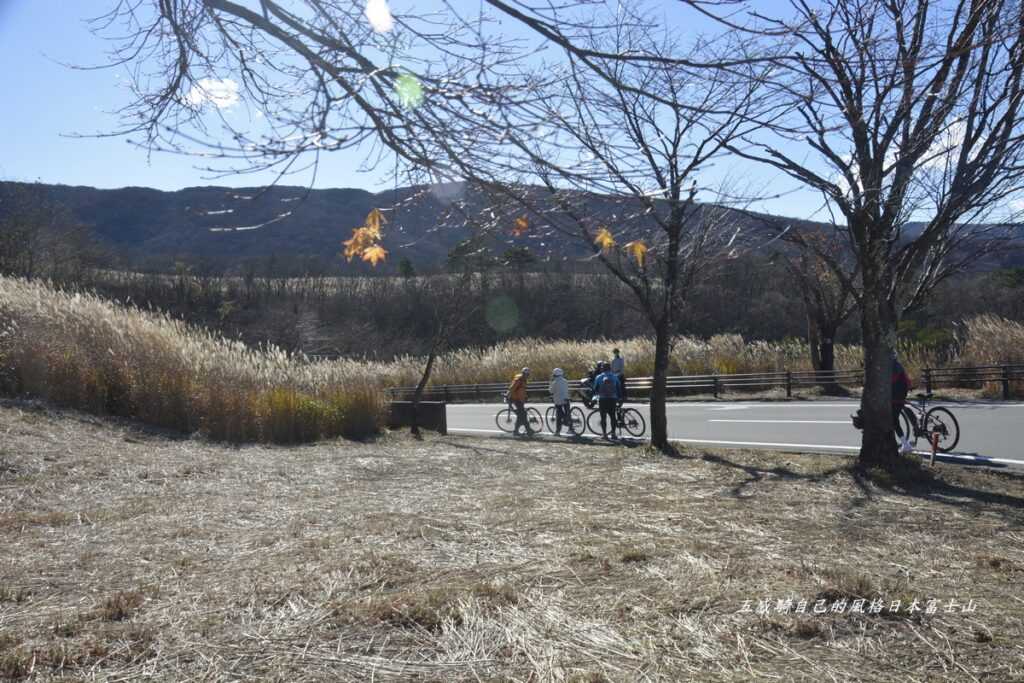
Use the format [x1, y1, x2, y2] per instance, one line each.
[922, 364, 1024, 400]
[387, 364, 1024, 403]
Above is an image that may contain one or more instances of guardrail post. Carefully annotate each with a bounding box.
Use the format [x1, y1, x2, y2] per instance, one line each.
[785, 371, 792, 398]
[1003, 366, 1010, 400]
[712, 376, 719, 399]
[924, 368, 932, 395]
[444, 385, 451, 403]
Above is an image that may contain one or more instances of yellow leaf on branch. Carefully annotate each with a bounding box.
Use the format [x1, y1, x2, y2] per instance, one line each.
[594, 226, 616, 252]
[512, 215, 529, 237]
[361, 244, 389, 267]
[342, 227, 376, 261]
[364, 208, 387, 238]
[624, 240, 649, 268]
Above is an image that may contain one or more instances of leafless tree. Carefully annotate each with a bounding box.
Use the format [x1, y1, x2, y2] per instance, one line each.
[774, 226, 857, 393]
[95, 0, 777, 451]
[407, 271, 479, 438]
[456, 18, 773, 450]
[93, 0, 577, 188]
[681, 0, 1024, 465]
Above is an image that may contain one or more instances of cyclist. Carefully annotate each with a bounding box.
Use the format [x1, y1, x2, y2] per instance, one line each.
[508, 367, 532, 436]
[611, 348, 627, 401]
[593, 361, 622, 439]
[851, 353, 913, 454]
[549, 367, 571, 436]
[892, 352, 912, 453]
[579, 361, 602, 409]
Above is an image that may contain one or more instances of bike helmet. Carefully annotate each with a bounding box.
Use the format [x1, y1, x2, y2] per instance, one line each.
[552, 368, 564, 376]
[522, 367, 530, 375]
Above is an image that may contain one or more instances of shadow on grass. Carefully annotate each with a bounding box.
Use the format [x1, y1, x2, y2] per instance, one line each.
[447, 432, 645, 464]
[655, 435, 1024, 516]
[852, 459, 1024, 516]
[690, 446, 1024, 515]
[689, 449, 851, 499]
[0, 397, 194, 443]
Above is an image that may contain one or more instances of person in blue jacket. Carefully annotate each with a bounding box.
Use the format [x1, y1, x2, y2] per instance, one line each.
[592, 361, 622, 439]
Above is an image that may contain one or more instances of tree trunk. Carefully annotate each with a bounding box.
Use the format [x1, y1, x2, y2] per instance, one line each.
[858, 295, 898, 467]
[808, 314, 823, 372]
[820, 335, 835, 374]
[411, 347, 438, 438]
[650, 323, 671, 451]
[812, 318, 842, 395]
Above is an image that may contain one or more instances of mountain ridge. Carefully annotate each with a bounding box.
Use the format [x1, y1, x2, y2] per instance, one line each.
[2, 180, 1020, 273]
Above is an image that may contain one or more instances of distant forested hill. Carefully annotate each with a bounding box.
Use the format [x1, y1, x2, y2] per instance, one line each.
[1, 180, 1020, 273]
[0, 182, 473, 271]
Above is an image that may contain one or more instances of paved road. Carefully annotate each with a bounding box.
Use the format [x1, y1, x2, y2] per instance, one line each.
[448, 399, 1024, 467]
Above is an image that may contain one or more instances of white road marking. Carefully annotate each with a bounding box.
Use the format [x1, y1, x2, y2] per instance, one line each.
[668, 437, 859, 451]
[708, 419, 850, 424]
[694, 403, 857, 409]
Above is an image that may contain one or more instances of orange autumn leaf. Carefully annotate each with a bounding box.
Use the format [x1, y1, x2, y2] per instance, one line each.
[342, 227, 376, 261]
[361, 244, 388, 267]
[512, 215, 529, 237]
[364, 208, 387, 238]
[594, 226, 616, 252]
[624, 240, 649, 268]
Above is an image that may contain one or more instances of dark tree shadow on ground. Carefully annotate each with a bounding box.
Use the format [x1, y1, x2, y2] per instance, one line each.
[687, 449, 852, 499]
[666, 443, 1024, 518]
[851, 460, 1024, 518]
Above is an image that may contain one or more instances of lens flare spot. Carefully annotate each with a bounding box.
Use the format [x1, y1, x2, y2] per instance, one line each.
[485, 296, 519, 333]
[395, 73, 424, 109]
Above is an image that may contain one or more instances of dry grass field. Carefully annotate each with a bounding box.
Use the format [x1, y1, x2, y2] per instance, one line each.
[1, 400, 1023, 681]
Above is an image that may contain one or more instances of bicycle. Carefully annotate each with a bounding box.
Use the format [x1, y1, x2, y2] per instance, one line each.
[899, 393, 961, 454]
[586, 402, 647, 438]
[495, 392, 544, 435]
[544, 404, 587, 436]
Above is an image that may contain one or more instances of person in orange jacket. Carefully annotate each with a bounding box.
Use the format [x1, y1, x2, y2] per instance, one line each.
[508, 367, 532, 436]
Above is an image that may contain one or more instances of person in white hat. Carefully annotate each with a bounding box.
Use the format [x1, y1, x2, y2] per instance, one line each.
[549, 368, 571, 436]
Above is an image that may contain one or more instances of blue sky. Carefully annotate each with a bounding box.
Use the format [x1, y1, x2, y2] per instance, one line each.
[0, 1, 390, 192]
[0, 0, 825, 217]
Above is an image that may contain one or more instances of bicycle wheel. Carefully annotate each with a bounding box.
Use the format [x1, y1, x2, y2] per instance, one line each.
[567, 406, 587, 435]
[544, 406, 558, 433]
[495, 407, 516, 433]
[586, 408, 604, 436]
[923, 407, 960, 453]
[620, 407, 647, 438]
[899, 407, 916, 447]
[526, 407, 544, 435]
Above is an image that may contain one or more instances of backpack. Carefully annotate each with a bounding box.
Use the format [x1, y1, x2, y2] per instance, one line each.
[892, 361, 911, 402]
[598, 374, 617, 399]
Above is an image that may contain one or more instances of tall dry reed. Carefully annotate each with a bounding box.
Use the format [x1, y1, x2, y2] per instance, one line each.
[954, 315, 1024, 397]
[956, 315, 1024, 366]
[367, 333, 943, 389]
[0, 276, 386, 443]
[367, 335, 867, 387]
